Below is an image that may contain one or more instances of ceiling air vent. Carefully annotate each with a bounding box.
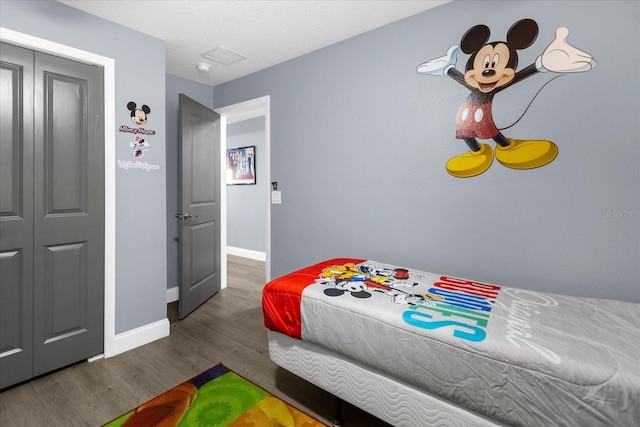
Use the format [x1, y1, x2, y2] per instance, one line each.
[201, 47, 246, 66]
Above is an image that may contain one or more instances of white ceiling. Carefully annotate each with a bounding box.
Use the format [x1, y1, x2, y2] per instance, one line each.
[57, 0, 450, 86]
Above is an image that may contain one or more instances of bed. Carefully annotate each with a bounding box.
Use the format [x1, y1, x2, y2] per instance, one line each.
[262, 258, 640, 427]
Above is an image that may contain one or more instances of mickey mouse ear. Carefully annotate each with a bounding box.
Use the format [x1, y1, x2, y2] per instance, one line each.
[324, 288, 345, 297]
[460, 25, 490, 54]
[351, 291, 372, 299]
[507, 19, 538, 50]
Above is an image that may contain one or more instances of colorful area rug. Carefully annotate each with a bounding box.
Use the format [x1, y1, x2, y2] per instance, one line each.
[103, 363, 327, 427]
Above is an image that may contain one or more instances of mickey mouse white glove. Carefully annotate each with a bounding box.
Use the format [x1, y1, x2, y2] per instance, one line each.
[536, 27, 597, 73]
[417, 45, 460, 76]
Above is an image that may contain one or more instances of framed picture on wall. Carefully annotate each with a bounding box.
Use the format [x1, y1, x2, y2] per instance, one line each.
[226, 145, 256, 185]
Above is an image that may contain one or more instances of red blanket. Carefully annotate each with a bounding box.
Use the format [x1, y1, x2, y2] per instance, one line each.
[262, 258, 364, 338]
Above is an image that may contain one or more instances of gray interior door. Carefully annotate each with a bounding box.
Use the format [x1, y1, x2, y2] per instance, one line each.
[0, 42, 35, 389]
[0, 42, 104, 388]
[32, 50, 104, 376]
[178, 94, 221, 319]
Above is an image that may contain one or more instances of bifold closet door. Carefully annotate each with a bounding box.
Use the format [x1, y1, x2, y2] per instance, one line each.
[0, 42, 35, 389]
[32, 50, 105, 377]
[0, 42, 105, 388]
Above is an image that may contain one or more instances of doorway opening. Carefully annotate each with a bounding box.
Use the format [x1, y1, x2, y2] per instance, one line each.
[216, 96, 271, 283]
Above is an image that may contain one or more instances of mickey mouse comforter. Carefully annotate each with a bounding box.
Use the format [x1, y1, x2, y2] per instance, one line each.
[262, 258, 640, 427]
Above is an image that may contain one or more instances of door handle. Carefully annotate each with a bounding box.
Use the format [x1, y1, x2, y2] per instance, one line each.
[175, 212, 197, 220]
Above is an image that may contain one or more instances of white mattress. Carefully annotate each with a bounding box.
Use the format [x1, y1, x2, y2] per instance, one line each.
[298, 260, 640, 426]
[268, 330, 504, 427]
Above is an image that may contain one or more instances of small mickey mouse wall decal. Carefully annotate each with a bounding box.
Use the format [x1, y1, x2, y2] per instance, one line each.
[127, 101, 151, 126]
[417, 19, 596, 178]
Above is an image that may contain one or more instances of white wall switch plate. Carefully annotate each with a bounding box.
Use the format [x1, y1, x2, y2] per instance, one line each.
[271, 191, 282, 204]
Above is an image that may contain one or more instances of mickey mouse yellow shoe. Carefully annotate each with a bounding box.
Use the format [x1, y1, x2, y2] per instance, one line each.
[446, 144, 494, 178]
[495, 139, 558, 170]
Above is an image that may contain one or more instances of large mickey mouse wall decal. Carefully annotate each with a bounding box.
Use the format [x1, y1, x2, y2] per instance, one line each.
[417, 19, 596, 178]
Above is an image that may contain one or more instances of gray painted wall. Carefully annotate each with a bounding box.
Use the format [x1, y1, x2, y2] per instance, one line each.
[1, 0, 168, 333]
[165, 74, 214, 291]
[227, 117, 267, 252]
[214, 0, 640, 303]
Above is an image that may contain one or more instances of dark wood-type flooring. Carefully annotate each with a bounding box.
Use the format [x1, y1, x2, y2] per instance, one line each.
[0, 256, 391, 427]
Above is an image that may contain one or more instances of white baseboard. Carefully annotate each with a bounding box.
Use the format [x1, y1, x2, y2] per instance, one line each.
[227, 246, 266, 261]
[167, 286, 179, 303]
[108, 318, 170, 357]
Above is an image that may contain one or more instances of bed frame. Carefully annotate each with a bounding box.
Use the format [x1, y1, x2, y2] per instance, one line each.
[268, 330, 505, 427]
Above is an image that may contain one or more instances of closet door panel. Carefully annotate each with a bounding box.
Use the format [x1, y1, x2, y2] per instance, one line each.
[47, 76, 85, 213]
[0, 42, 34, 390]
[33, 51, 104, 377]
